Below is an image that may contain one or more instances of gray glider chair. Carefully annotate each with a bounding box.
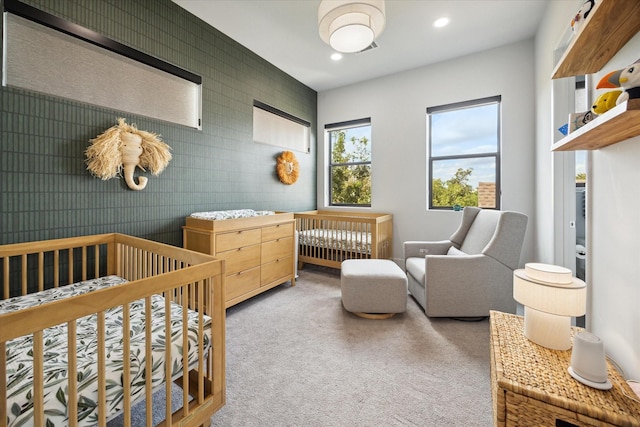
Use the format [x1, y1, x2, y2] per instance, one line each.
[403, 207, 528, 318]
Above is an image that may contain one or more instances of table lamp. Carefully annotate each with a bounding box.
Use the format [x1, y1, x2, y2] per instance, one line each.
[513, 263, 586, 350]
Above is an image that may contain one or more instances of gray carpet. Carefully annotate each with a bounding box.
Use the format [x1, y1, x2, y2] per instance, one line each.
[210, 265, 493, 426]
[109, 265, 492, 426]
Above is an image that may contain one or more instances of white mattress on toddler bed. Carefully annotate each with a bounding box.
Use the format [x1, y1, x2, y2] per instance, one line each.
[2, 276, 212, 427]
[298, 228, 372, 255]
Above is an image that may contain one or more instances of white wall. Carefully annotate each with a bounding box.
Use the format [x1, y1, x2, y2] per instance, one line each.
[588, 33, 640, 380]
[317, 39, 536, 265]
[533, 0, 577, 266]
[535, 2, 640, 379]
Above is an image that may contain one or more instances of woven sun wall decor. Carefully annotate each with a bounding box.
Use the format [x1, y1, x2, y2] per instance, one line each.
[276, 151, 299, 185]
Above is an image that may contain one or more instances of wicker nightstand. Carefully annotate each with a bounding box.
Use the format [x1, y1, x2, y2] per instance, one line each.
[489, 311, 640, 426]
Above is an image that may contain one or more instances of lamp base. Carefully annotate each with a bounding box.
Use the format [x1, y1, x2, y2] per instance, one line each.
[523, 307, 572, 350]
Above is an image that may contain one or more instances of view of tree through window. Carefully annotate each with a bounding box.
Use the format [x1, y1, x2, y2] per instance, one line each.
[427, 96, 501, 210]
[327, 119, 371, 206]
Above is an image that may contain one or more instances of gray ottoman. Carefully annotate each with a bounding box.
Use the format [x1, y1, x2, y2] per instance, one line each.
[341, 259, 408, 319]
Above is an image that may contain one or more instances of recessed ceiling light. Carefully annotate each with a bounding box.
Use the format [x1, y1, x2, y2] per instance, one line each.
[331, 52, 343, 61]
[433, 17, 449, 28]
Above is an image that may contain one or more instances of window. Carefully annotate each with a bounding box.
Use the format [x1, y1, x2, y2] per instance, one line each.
[326, 118, 371, 207]
[253, 100, 311, 153]
[427, 96, 501, 210]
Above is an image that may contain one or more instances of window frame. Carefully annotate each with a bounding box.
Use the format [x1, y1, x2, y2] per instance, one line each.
[427, 95, 502, 210]
[325, 117, 372, 208]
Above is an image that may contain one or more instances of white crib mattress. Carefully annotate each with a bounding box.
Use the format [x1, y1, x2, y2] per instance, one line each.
[298, 228, 372, 255]
[2, 276, 212, 427]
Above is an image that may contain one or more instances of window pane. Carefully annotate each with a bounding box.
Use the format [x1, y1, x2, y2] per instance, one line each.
[431, 103, 498, 157]
[330, 126, 371, 164]
[431, 157, 496, 208]
[331, 164, 371, 205]
[328, 120, 371, 207]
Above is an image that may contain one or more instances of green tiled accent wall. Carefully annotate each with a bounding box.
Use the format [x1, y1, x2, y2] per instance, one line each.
[0, 0, 317, 246]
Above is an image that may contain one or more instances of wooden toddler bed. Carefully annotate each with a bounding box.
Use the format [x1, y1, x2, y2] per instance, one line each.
[0, 233, 225, 427]
[294, 210, 393, 270]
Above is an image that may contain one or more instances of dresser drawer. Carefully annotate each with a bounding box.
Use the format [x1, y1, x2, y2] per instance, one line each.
[262, 222, 293, 242]
[216, 228, 261, 252]
[217, 244, 261, 274]
[262, 236, 293, 264]
[225, 266, 260, 301]
[261, 255, 293, 286]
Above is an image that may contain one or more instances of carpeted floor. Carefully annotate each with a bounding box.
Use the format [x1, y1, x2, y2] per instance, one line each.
[209, 265, 493, 426]
[109, 265, 492, 426]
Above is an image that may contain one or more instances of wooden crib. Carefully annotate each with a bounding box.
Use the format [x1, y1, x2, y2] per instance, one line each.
[0, 233, 225, 427]
[294, 210, 393, 270]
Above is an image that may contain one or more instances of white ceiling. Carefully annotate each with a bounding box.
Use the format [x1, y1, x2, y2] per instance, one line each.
[173, 0, 551, 92]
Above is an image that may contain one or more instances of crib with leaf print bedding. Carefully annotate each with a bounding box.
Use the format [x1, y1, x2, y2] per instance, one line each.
[294, 210, 393, 270]
[0, 233, 225, 427]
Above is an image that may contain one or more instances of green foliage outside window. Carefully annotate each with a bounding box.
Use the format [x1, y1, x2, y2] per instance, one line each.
[330, 130, 371, 205]
[431, 168, 478, 208]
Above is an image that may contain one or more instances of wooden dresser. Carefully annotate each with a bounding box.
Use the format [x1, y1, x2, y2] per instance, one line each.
[490, 311, 640, 426]
[183, 212, 295, 308]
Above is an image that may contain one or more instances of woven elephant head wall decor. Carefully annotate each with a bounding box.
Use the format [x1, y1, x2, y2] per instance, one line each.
[85, 118, 172, 190]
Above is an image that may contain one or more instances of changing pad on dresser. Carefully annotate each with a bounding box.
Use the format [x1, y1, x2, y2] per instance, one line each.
[190, 209, 275, 221]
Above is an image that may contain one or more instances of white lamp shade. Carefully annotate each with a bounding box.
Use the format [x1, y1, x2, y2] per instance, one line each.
[513, 269, 586, 316]
[525, 262, 573, 284]
[318, 0, 385, 53]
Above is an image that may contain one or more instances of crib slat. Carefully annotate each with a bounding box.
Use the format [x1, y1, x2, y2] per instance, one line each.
[98, 311, 107, 427]
[54, 249, 60, 288]
[181, 284, 190, 414]
[131, 247, 137, 280]
[68, 248, 74, 285]
[3, 257, 8, 299]
[123, 303, 132, 427]
[165, 295, 173, 426]
[68, 320, 78, 427]
[38, 252, 44, 291]
[33, 330, 44, 427]
[0, 341, 6, 426]
[198, 280, 205, 402]
[21, 254, 27, 295]
[82, 246, 87, 281]
[95, 245, 100, 278]
[145, 296, 153, 427]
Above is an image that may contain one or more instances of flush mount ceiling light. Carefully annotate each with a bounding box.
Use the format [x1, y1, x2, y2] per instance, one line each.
[318, 0, 386, 53]
[433, 17, 449, 28]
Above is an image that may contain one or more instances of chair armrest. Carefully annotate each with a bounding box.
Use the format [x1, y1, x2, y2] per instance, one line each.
[403, 240, 453, 259]
[423, 254, 515, 316]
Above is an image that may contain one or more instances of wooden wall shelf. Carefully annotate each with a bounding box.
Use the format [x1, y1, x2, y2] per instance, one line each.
[552, 99, 640, 151]
[552, 0, 640, 79]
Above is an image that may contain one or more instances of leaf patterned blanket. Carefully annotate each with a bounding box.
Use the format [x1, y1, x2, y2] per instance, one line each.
[298, 228, 372, 255]
[1, 276, 212, 427]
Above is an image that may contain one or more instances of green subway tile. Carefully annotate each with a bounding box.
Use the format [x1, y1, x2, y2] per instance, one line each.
[1, 0, 316, 246]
